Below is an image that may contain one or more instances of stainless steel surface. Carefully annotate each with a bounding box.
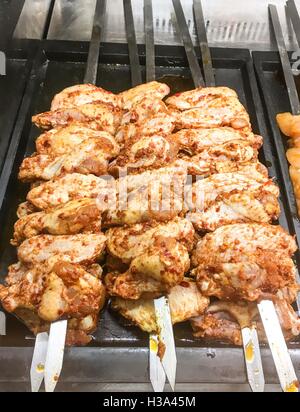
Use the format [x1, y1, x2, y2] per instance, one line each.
[11, 0, 300, 51]
[13, 0, 52, 39]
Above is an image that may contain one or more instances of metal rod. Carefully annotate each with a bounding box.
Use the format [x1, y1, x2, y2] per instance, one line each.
[286, 0, 300, 49]
[84, 0, 107, 84]
[269, 4, 300, 114]
[123, 0, 142, 86]
[193, 0, 215, 86]
[144, 0, 155, 82]
[172, 0, 204, 87]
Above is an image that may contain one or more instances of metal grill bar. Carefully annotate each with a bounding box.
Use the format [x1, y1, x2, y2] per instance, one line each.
[269, 4, 300, 114]
[172, 0, 204, 87]
[123, 0, 142, 86]
[193, 0, 215, 86]
[144, 0, 155, 82]
[84, 0, 107, 84]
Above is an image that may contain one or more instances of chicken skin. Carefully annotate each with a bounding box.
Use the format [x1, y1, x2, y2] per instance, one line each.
[26, 173, 112, 210]
[12, 199, 102, 245]
[118, 81, 170, 110]
[51, 84, 119, 110]
[165, 86, 238, 110]
[32, 102, 123, 134]
[106, 217, 195, 264]
[112, 278, 209, 333]
[105, 237, 190, 299]
[35, 125, 118, 156]
[186, 172, 279, 231]
[192, 223, 298, 301]
[17, 233, 106, 266]
[174, 127, 262, 155]
[19, 135, 120, 182]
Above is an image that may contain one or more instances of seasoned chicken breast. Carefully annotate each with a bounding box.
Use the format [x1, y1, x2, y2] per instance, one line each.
[192, 223, 298, 301]
[112, 278, 209, 333]
[105, 237, 190, 299]
[35, 125, 117, 156]
[165, 86, 238, 110]
[51, 83, 119, 110]
[17, 233, 106, 266]
[19, 135, 120, 182]
[174, 127, 262, 155]
[118, 81, 170, 110]
[32, 102, 123, 134]
[12, 199, 102, 245]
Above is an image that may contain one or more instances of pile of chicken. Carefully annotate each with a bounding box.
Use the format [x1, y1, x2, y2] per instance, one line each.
[0, 81, 300, 347]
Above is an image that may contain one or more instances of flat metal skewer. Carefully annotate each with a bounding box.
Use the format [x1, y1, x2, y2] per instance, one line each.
[269, 3, 300, 114]
[286, 0, 300, 51]
[172, 0, 204, 87]
[123, 0, 142, 86]
[30, 0, 107, 393]
[142, 0, 177, 391]
[258, 300, 299, 392]
[190, 0, 264, 391]
[193, 0, 215, 86]
[0, 311, 6, 336]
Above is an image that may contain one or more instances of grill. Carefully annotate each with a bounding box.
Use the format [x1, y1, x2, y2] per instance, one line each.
[1, 0, 300, 390]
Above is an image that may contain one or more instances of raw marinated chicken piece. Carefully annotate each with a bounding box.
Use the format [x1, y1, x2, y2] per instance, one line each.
[112, 278, 209, 332]
[35, 125, 117, 156]
[174, 127, 262, 155]
[12, 199, 102, 245]
[172, 96, 250, 131]
[0, 261, 105, 322]
[106, 217, 195, 264]
[27, 173, 112, 210]
[192, 223, 298, 301]
[32, 102, 123, 134]
[18, 233, 106, 266]
[109, 134, 179, 175]
[191, 297, 300, 345]
[173, 139, 258, 176]
[165, 86, 238, 110]
[105, 237, 190, 299]
[103, 180, 186, 227]
[19, 135, 120, 182]
[51, 84, 119, 110]
[16, 201, 38, 218]
[118, 81, 170, 110]
[186, 172, 279, 231]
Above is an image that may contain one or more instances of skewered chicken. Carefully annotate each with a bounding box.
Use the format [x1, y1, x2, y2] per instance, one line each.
[19, 135, 120, 182]
[51, 84, 120, 110]
[0, 261, 106, 345]
[109, 134, 179, 175]
[12, 199, 102, 245]
[106, 217, 195, 264]
[18, 233, 106, 266]
[116, 97, 176, 146]
[32, 102, 123, 134]
[105, 236, 190, 299]
[174, 139, 258, 176]
[174, 127, 263, 155]
[191, 297, 300, 345]
[186, 172, 280, 231]
[171, 96, 250, 131]
[119, 81, 170, 110]
[26, 173, 113, 210]
[35, 125, 117, 156]
[192, 223, 298, 301]
[112, 278, 209, 333]
[103, 180, 186, 227]
[165, 86, 238, 110]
